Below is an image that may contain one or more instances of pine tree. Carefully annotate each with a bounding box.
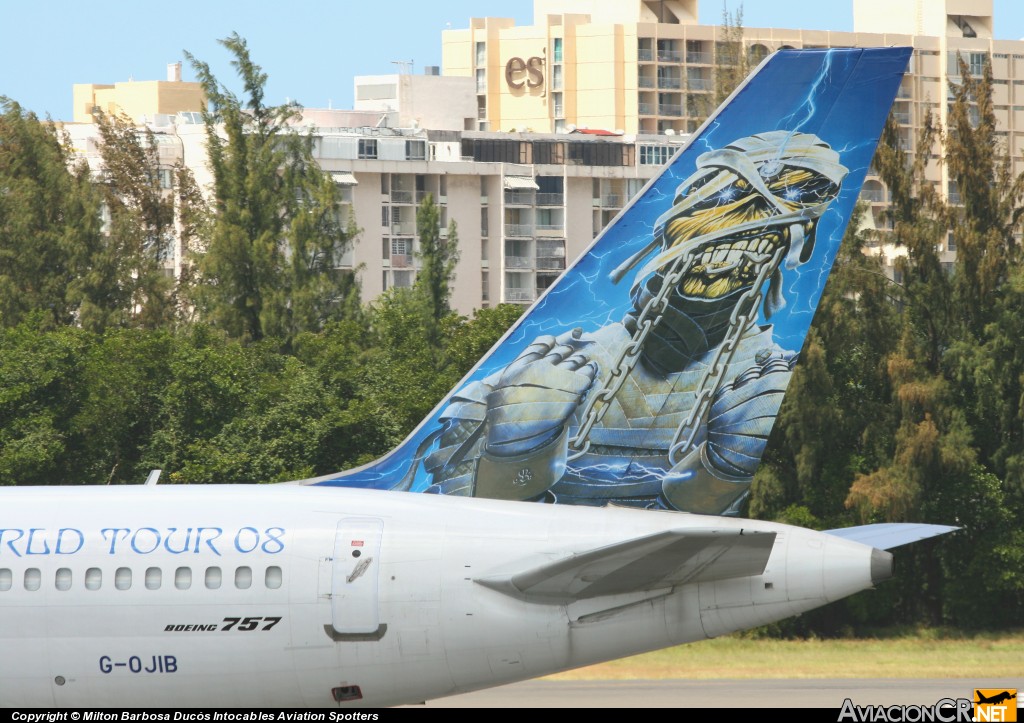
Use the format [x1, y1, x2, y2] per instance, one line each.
[73, 111, 179, 331]
[414, 193, 460, 345]
[714, 6, 748, 107]
[0, 100, 103, 328]
[185, 33, 357, 344]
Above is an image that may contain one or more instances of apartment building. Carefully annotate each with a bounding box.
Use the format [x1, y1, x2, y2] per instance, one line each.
[443, 0, 1023, 267]
[310, 126, 684, 312]
[63, 110, 685, 314]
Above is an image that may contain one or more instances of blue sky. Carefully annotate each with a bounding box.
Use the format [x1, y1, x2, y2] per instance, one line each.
[3, 0, 1024, 120]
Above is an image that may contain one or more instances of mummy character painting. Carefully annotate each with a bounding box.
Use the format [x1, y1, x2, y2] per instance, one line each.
[308, 48, 902, 517]
[421, 132, 847, 514]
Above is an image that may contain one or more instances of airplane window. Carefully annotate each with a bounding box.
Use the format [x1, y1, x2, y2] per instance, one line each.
[205, 567, 222, 590]
[115, 568, 132, 591]
[235, 566, 252, 590]
[0, 569, 11, 591]
[55, 568, 72, 591]
[25, 568, 41, 592]
[265, 566, 283, 590]
[85, 568, 102, 591]
[175, 567, 192, 590]
[145, 567, 162, 590]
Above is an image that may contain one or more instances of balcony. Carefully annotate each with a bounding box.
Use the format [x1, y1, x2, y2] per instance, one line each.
[391, 254, 413, 269]
[505, 255, 532, 269]
[535, 223, 564, 235]
[504, 223, 534, 237]
[537, 257, 566, 270]
[687, 78, 712, 91]
[897, 85, 913, 99]
[391, 190, 414, 204]
[504, 190, 535, 205]
[658, 103, 683, 117]
[860, 189, 886, 203]
[686, 51, 712, 64]
[657, 49, 682, 62]
[638, 48, 654, 62]
[639, 76, 656, 88]
[638, 102, 656, 115]
[600, 194, 623, 207]
[893, 111, 911, 125]
[536, 193, 564, 206]
[505, 289, 536, 303]
[391, 221, 416, 236]
[657, 76, 682, 90]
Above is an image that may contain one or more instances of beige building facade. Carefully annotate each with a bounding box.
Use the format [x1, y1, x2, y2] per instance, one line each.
[72, 63, 204, 124]
[64, 110, 685, 314]
[309, 127, 684, 312]
[443, 0, 1020, 268]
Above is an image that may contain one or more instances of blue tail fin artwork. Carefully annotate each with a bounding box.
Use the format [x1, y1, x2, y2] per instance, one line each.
[305, 47, 910, 515]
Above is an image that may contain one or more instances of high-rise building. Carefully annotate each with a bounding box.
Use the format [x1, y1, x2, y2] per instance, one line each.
[442, 0, 1020, 269]
[64, 109, 686, 314]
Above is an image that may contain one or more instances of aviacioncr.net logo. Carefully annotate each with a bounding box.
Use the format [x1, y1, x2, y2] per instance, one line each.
[838, 698, 974, 722]
[974, 689, 1017, 723]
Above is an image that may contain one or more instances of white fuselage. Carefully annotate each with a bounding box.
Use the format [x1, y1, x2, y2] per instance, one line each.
[0, 485, 879, 707]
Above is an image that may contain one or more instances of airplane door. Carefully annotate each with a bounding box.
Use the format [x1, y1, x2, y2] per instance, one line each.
[331, 518, 384, 635]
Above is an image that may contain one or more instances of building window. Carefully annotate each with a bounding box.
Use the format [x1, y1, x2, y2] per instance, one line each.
[476, 68, 487, 94]
[392, 238, 411, 256]
[552, 65, 563, 91]
[405, 140, 426, 161]
[639, 145, 672, 165]
[0, 569, 10, 592]
[969, 52, 988, 76]
[475, 41, 486, 66]
[157, 168, 173, 189]
[553, 37, 563, 63]
[553, 92, 564, 118]
[947, 233, 957, 251]
[393, 270, 414, 288]
[358, 138, 377, 160]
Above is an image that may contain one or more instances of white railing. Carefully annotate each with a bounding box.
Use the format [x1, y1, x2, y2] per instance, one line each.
[505, 289, 536, 303]
[505, 255, 532, 269]
[504, 223, 534, 237]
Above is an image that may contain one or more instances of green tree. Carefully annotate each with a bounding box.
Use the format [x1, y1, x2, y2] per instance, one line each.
[415, 193, 460, 344]
[73, 112, 179, 331]
[714, 6, 748, 107]
[945, 56, 1023, 333]
[0, 100, 103, 328]
[185, 33, 358, 345]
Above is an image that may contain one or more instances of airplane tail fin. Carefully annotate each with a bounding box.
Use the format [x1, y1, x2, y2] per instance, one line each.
[308, 47, 911, 515]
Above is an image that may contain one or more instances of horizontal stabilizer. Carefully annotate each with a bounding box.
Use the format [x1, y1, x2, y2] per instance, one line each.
[824, 523, 958, 550]
[476, 528, 776, 604]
